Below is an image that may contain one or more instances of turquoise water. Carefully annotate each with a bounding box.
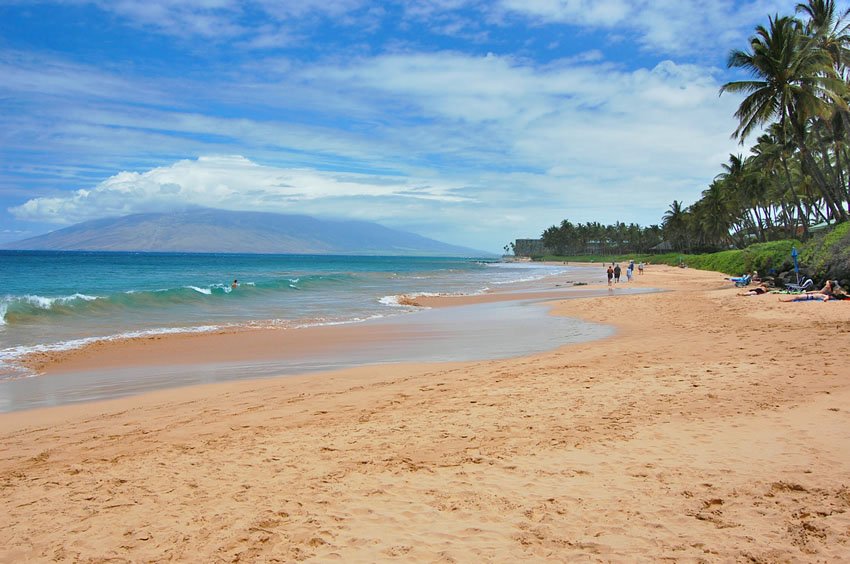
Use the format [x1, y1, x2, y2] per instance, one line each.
[0, 251, 585, 380]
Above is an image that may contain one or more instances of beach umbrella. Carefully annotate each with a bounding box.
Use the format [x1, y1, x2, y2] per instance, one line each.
[791, 246, 800, 285]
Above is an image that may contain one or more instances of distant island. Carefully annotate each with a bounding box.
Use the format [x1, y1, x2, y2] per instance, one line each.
[2, 209, 489, 257]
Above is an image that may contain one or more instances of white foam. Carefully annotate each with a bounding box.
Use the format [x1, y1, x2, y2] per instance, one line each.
[481, 261, 573, 286]
[485, 261, 566, 270]
[14, 293, 100, 309]
[64, 293, 98, 302]
[379, 295, 402, 306]
[0, 324, 225, 373]
[186, 286, 212, 295]
[294, 314, 388, 328]
[379, 291, 468, 307]
[0, 294, 103, 326]
[491, 274, 552, 285]
[239, 314, 394, 330]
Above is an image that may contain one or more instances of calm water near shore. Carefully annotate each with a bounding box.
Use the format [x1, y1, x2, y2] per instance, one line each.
[0, 251, 642, 411]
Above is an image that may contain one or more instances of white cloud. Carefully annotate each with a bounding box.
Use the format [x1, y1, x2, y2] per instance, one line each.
[8, 0, 805, 250]
[0, 51, 168, 104]
[313, 51, 739, 175]
[10, 155, 475, 225]
[496, 0, 805, 55]
[3, 45, 747, 250]
[80, 0, 375, 41]
[98, 0, 247, 39]
[498, 0, 631, 27]
[38, 0, 805, 55]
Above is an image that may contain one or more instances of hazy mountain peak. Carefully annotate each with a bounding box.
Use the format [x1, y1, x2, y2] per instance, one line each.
[3, 209, 489, 257]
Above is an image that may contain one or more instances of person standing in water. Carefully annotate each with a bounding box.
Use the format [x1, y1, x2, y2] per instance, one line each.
[231, 279, 239, 289]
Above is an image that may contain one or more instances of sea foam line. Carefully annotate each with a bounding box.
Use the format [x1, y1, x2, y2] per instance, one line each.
[0, 293, 102, 325]
[0, 324, 225, 379]
[2, 292, 100, 309]
[0, 307, 418, 379]
[377, 288, 491, 307]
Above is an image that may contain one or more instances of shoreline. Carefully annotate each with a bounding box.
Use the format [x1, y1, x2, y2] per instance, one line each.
[18, 285, 610, 376]
[0, 265, 616, 404]
[0, 257, 582, 383]
[2, 265, 849, 560]
[0, 262, 597, 380]
[1, 283, 631, 413]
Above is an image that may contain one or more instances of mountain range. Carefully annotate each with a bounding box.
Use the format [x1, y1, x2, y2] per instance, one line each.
[3, 209, 488, 256]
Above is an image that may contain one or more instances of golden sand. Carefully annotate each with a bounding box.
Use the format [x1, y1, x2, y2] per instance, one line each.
[1, 265, 849, 561]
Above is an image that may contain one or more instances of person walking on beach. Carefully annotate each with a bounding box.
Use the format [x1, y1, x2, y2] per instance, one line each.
[607, 265, 614, 287]
[613, 264, 621, 283]
[638, 262, 645, 275]
[626, 260, 634, 282]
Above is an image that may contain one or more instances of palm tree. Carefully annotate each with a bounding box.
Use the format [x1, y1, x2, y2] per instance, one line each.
[720, 15, 848, 221]
[798, 0, 850, 216]
[662, 200, 688, 251]
[752, 125, 811, 235]
[696, 181, 734, 249]
[797, 0, 850, 73]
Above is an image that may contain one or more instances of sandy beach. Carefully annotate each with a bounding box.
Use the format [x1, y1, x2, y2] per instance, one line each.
[2, 265, 849, 562]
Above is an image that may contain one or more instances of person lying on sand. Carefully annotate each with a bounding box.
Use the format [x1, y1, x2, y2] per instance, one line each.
[779, 280, 847, 302]
[737, 283, 770, 296]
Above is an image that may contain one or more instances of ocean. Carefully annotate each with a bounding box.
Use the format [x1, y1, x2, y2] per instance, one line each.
[0, 251, 612, 391]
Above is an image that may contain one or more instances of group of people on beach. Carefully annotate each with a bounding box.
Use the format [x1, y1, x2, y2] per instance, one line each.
[606, 260, 644, 287]
[778, 279, 847, 301]
[737, 277, 847, 301]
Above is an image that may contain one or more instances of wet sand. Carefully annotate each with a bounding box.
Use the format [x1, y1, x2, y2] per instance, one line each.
[1, 284, 633, 412]
[1, 265, 849, 561]
[15, 287, 615, 376]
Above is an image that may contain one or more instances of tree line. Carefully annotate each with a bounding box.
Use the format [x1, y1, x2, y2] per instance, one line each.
[543, 1, 850, 256]
[541, 221, 664, 256]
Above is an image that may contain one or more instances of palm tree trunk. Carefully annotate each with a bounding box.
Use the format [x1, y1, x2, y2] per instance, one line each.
[779, 152, 809, 236]
[796, 130, 847, 221]
[816, 136, 848, 218]
[841, 146, 850, 213]
[778, 198, 796, 238]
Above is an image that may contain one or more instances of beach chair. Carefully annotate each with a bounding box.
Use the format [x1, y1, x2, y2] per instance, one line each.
[785, 278, 813, 293]
[732, 274, 751, 287]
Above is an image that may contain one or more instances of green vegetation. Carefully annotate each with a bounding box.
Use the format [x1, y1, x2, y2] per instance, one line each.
[541, 221, 663, 256]
[539, 223, 850, 282]
[537, 2, 850, 258]
[674, 1, 850, 250]
[663, 241, 801, 276]
[798, 220, 850, 278]
[540, 240, 799, 277]
[529, 3, 850, 284]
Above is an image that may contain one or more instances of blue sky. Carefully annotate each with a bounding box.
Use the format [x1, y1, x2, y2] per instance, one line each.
[0, 0, 833, 252]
